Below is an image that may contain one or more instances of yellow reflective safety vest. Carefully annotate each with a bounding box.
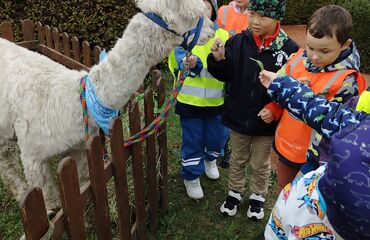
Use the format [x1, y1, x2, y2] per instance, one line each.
[356, 88, 370, 113]
[168, 28, 229, 107]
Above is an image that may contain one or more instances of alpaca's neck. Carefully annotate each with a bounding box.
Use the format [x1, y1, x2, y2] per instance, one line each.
[88, 14, 181, 110]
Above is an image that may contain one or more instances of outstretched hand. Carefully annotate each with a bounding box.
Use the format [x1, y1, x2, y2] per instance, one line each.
[259, 70, 278, 88]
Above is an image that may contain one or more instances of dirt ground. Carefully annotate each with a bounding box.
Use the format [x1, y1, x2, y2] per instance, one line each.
[282, 24, 370, 87]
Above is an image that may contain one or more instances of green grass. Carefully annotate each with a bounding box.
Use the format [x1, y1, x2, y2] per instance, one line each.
[0, 68, 278, 239]
[151, 104, 278, 240]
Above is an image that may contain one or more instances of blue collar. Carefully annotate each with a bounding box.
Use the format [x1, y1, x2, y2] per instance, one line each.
[143, 12, 204, 51]
[84, 75, 119, 135]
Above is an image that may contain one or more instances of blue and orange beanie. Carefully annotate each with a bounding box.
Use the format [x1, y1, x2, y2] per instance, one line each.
[248, 0, 287, 21]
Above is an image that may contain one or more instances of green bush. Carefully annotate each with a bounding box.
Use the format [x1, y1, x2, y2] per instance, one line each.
[1, 0, 137, 48]
[335, 0, 370, 72]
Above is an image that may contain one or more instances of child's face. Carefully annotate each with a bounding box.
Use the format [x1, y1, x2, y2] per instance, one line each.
[204, 0, 213, 19]
[235, 0, 249, 9]
[305, 31, 352, 68]
[248, 11, 279, 37]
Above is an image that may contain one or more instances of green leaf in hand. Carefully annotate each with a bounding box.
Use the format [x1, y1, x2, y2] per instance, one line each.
[249, 57, 264, 71]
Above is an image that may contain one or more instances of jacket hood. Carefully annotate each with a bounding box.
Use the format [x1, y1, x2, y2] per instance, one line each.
[303, 42, 361, 73]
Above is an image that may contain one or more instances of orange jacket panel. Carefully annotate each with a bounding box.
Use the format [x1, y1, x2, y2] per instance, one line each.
[217, 5, 248, 36]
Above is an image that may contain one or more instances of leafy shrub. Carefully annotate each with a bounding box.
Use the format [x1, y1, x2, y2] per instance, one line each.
[1, 0, 137, 48]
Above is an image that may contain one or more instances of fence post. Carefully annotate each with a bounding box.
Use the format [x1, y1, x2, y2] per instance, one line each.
[144, 88, 159, 233]
[0, 22, 15, 42]
[62, 32, 71, 57]
[36, 22, 45, 45]
[82, 41, 92, 67]
[21, 19, 34, 42]
[20, 188, 51, 240]
[129, 101, 147, 239]
[155, 72, 169, 214]
[57, 157, 87, 239]
[94, 45, 102, 64]
[52, 27, 61, 52]
[71, 36, 81, 62]
[109, 117, 132, 240]
[87, 136, 112, 240]
[44, 25, 53, 48]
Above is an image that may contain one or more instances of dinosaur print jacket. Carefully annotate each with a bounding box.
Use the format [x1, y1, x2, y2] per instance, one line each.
[264, 75, 370, 240]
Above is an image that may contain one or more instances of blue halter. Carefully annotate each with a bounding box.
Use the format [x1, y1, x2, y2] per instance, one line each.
[143, 12, 204, 51]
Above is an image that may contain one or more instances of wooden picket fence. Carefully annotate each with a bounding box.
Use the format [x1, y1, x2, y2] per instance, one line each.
[0, 20, 169, 239]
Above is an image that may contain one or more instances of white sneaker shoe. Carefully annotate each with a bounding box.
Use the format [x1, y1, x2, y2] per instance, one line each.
[204, 160, 220, 179]
[184, 178, 204, 199]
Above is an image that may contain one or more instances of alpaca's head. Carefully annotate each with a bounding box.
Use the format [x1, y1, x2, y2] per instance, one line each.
[136, 0, 215, 46]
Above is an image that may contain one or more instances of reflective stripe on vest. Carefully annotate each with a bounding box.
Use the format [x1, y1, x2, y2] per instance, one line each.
[221, 6, 229, 30]
[180, 82, 225, 98]
[275, 48, 366, 164]
[356, 90, 370, 113]
[168, 28, 229, 107]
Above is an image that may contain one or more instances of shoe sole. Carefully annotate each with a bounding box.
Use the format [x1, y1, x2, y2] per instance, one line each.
[220, 203, 237, 217]
[247, 209, 264, 221]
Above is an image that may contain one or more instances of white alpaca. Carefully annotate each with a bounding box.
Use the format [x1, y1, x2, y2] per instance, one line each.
[0, 0, 214, 210]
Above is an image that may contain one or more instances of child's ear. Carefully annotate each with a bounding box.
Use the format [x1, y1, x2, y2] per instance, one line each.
[341, 39, 352, 50]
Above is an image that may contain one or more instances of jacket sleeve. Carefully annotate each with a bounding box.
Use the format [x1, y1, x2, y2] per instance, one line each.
[207, 38, 234, 82]
[264, 102, 283, 120]
[268, 75, 368, 139]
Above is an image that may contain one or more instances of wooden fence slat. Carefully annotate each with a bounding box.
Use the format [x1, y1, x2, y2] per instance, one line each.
[20, 188, 50, 240]
[87, 136, 112, 240]
[71, 36, 81, 62]
[82, 41, 92, 67]
[57, 157, 87, 239]
[144, 88, 159, 233]
[21, 19, 34, 42]
[62, 32, 71, 57]
[36, 44, 89, 71]
[155, 72, 169, 214]
[94, 45, 102, 64]
[52, 27, 61, 52]
[109, 117, 132, 240]
[129, 102, 147, 239]
[44, 25, 53, 48]
[0, 22, 15, 42]
[36, 22, 45, 45]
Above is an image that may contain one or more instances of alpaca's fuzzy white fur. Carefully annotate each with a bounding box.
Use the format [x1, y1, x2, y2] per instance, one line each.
[0, 0, 214, 210]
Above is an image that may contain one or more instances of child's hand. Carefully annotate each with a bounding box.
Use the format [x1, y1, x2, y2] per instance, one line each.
[257, 108, 274, 123]
[210, 38, 225, 61]
[182, 55, 198, 69]
[259, 70, 278, 88]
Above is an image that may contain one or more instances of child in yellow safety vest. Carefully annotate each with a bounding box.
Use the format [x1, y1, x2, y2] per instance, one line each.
[265, 5, 366, 193]
[168, 0, 229, 200]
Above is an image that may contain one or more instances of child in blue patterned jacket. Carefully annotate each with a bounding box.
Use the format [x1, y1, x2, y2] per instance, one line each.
[259, 70, 370, 240]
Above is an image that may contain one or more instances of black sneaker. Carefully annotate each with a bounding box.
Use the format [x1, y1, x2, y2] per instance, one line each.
[220, 190, 243, 217]
[247, 193, 265, 220]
